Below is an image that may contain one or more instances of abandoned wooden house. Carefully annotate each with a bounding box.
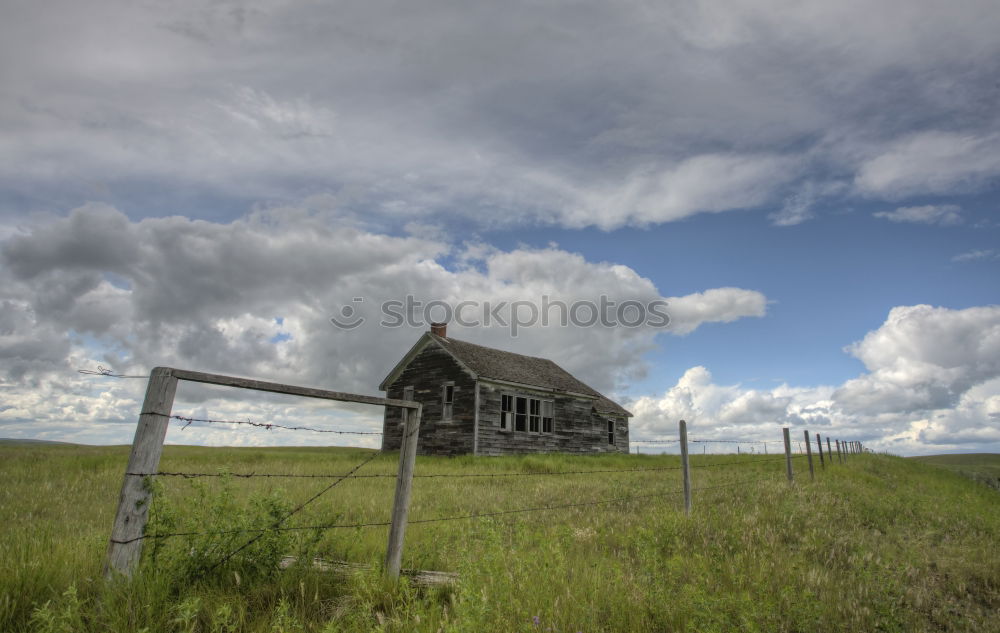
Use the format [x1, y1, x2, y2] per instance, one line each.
[380, 323, 631, 456]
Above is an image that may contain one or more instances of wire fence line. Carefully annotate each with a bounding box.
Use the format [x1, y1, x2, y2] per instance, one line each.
[139, 412, 385, 436]
[78, 366, 149, 379]
[112, 449, 382, 548]
[94, 362, 868, 580]
[127, 454, 807, 481]
[631, 438, 770, 444]
[201, 449, 384, 574]
[79, 367, 795, 447]
[112, 473, 780, 545]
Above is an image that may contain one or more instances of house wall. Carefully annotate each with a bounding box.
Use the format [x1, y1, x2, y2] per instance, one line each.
[381, 344, 477, 455]
[476, 381, 630, 456]
[381, 342, 631, 456]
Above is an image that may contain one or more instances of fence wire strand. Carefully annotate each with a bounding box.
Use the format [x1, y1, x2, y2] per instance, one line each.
[77, 366, 149, 379]
[120, 466, 785, 545]
[130, 454, 804, 481]
[137, 412, 384, 436]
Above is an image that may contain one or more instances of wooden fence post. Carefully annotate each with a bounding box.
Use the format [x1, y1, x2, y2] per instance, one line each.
[104, 367, 178, 578]
[836, 439, 843, 464]
[783, 427, 794, 483]
[679, 419, 691, 515]
[816, 433, 825, 469]
[385, 390, 421, 579]
[803, 430, 814, 481]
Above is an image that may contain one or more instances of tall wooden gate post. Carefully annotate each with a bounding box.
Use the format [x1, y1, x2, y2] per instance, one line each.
[385, 388, 422, 579]
[804, 430, 815, 481]
[104, 367, 178, 578]
[783, 427, 794, 483]
[679, 419, 691, 515]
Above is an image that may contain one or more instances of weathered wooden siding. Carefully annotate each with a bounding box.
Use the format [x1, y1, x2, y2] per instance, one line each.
[476, 381, 630, 456]
[382, 342, 630, 456]
[381, 344, 476, 455]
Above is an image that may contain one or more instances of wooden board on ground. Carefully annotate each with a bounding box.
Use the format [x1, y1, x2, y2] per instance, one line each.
[279, 556, 458, 587]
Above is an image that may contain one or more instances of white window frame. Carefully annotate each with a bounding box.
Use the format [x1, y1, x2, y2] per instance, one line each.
[500, 393, 513, 432]
[541, 400, 554, 434]
[528, 398, 541, 433]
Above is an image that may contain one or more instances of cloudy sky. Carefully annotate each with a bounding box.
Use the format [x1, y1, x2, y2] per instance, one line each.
[1, 0, 998, 455]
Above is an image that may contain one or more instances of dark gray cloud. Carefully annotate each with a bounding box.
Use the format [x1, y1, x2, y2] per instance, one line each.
[2, 0, 999, 227]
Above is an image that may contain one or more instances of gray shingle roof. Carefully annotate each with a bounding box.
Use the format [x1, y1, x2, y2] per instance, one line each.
[430, 333, 632, 417]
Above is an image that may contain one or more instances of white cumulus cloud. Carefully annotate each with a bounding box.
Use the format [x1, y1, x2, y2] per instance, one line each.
[629, 304, 1000, 455]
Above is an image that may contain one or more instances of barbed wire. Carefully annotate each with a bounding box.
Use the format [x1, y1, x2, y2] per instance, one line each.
[77, 366, 149, 379]
[115, 450, 381, 550]
[114, 472, 779, 544]
[129, 454, 804, 482]
[131, 464, 685, 480]
[632, 438, 770, 444]
[205, 449, 383, 574]
[139, 412, 384, 436]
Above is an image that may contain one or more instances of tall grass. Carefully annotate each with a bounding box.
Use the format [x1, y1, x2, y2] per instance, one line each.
[1, 444, 998, 632]
[913, 453, 1000, 491]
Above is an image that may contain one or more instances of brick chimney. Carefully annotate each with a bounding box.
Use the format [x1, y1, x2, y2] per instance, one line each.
[430, 322, 447, 337]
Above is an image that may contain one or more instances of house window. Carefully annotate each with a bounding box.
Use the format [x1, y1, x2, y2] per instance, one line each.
[515, 396, 527, 432]
[607, 419, 616, 445]
[442, 382, 454, 421]
[500, 394, 513, 431]
[541, 400, 554, 433]
[506, 394, 554, 434]
[402, 386, 414, 427]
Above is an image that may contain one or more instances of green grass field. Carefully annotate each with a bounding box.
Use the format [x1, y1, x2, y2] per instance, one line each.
[1, 443, 998, 632]
[912, 454, 1000, 491]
